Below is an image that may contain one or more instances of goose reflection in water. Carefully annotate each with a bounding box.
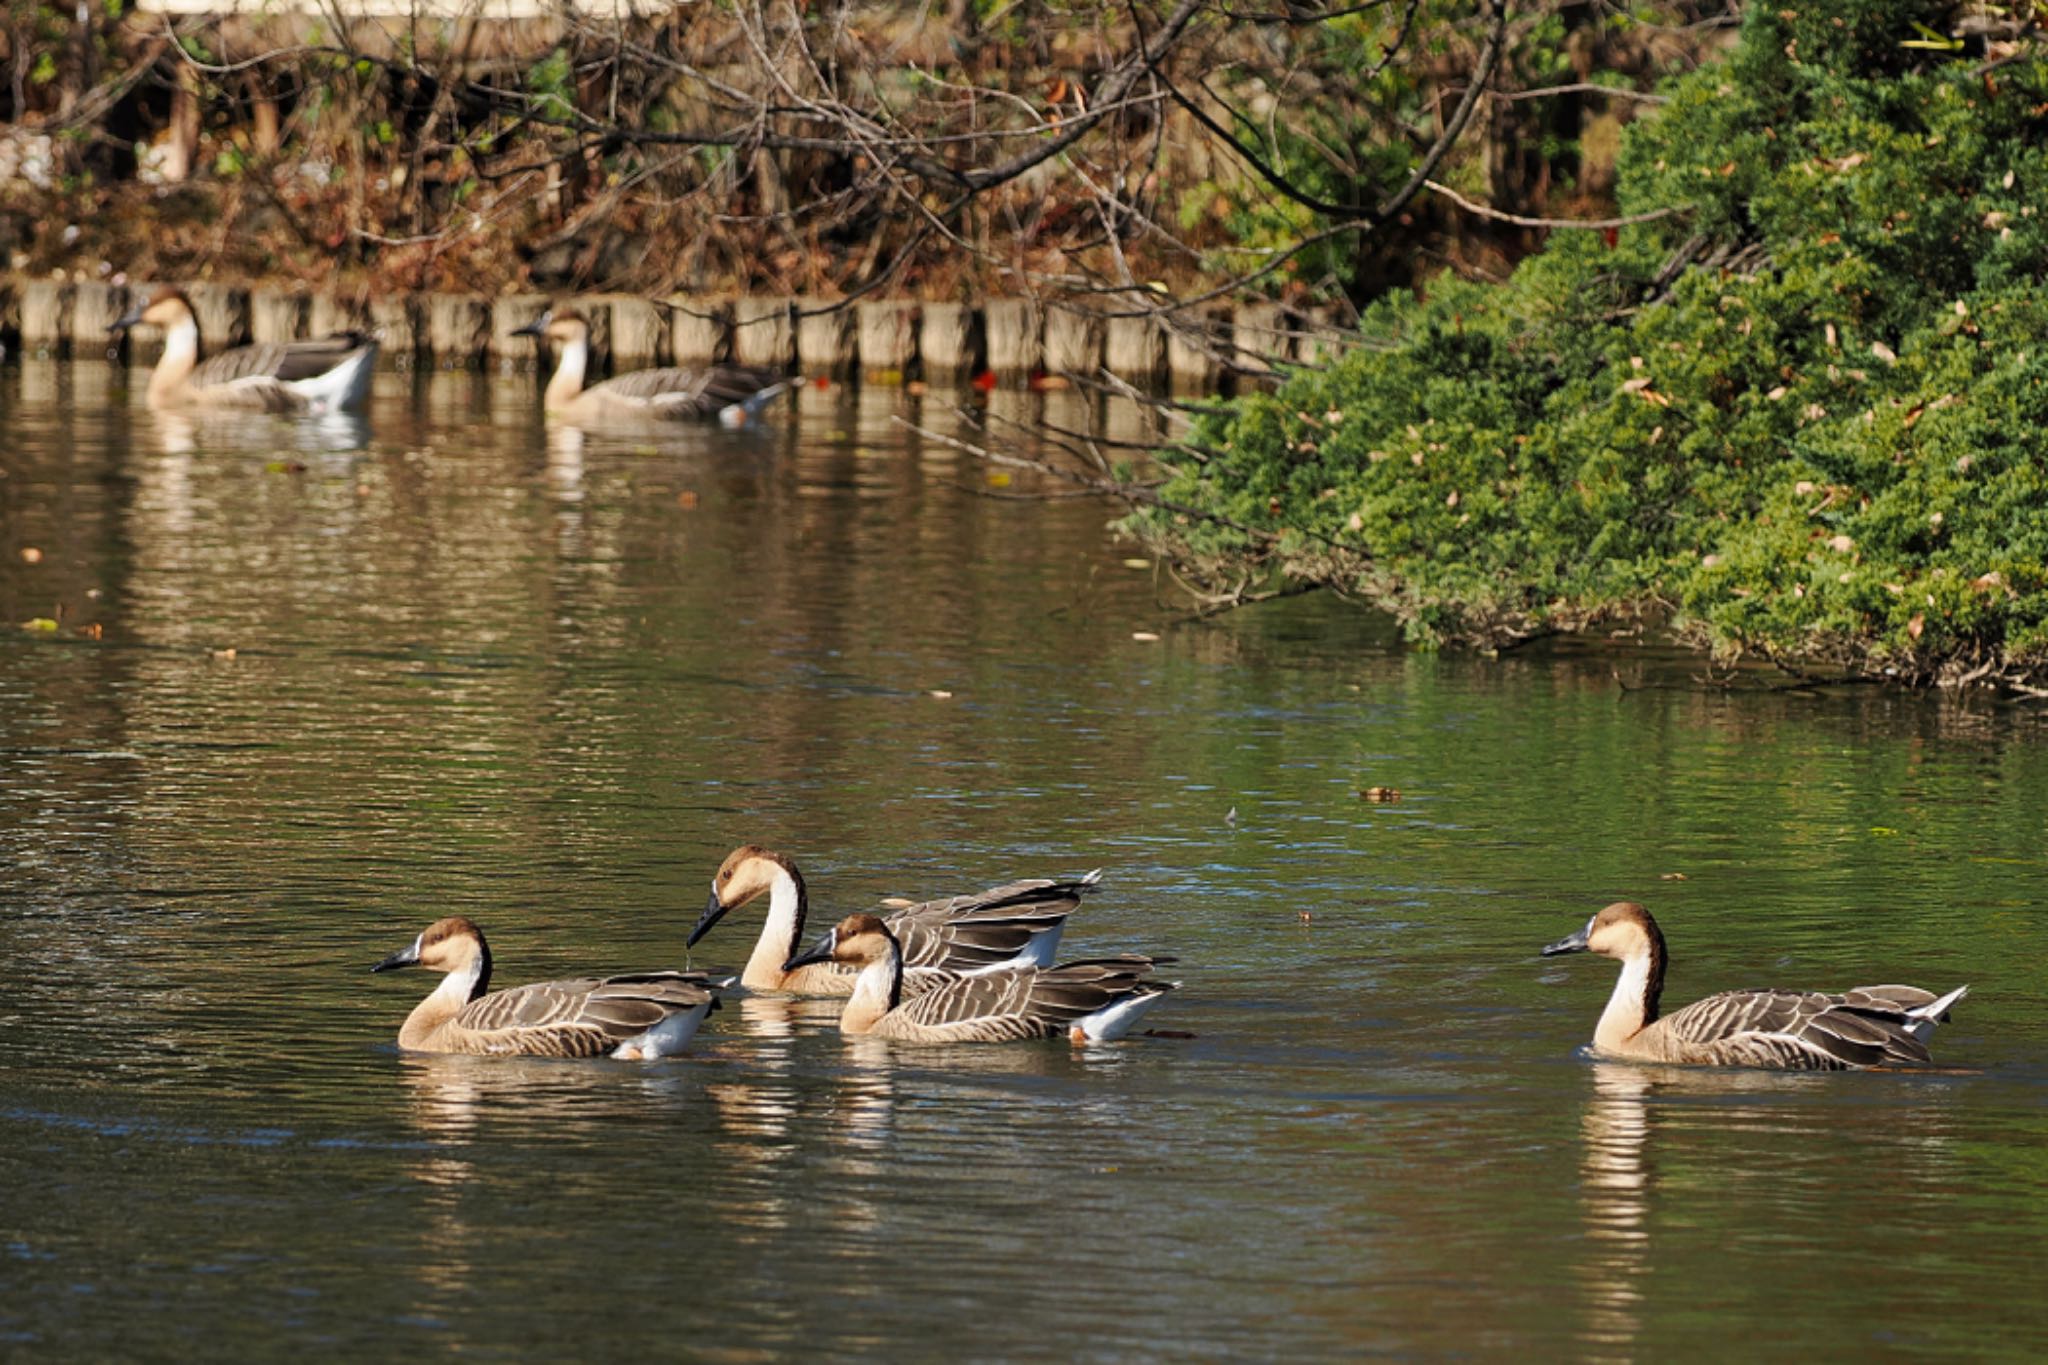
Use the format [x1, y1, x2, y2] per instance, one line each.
[1578, 1064, 1652, 1358]
[150, 408, 372, 457]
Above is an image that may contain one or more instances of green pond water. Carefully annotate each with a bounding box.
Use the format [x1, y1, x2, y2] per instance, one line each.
[2, 359, 2046, 1359]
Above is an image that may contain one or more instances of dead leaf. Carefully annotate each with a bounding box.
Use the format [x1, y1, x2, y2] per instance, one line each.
[1359, 787, 1401, 803]
[1907, 614, 1926, 641]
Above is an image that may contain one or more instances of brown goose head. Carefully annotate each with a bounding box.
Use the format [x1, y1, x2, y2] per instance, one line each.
[689, 844, 799, 947]
[372, 916, 491, 976]
[1543, 901, 1665, 962]
[511, 306, 591, 347]
[110, 287, 196, 335]
[783, 912, 896, 973]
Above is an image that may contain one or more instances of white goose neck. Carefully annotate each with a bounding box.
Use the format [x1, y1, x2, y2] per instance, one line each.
[544, 335, 590, 408]
[150, 317, 200, 403]
[1593, 951, 1656, 1054]
[399, 953, 487, 1049]
[841, 944, 902, 1035]
[742, 864, 807, 990]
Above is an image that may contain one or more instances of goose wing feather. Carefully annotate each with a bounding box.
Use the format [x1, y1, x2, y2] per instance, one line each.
[882, 955, 1168, 1042]
[887, 875, 1096, 970]
[1659, 988, 1937, 1070]
[453, 971, 726, 1057]
[190, 335, 371, 388]
[592, 364, 786, 417]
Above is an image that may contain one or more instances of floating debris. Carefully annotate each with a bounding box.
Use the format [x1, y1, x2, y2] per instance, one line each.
[928, 689, 953, 699]
[1131, 631, 1161, 642]
[1359, 787, 1401, 803]
[19, 546, 42, 564]
[1297, 910, 1313, 924]
[1660, 872, 1688, 881]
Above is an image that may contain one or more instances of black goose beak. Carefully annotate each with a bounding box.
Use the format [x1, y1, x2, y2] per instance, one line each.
[371, 939, 421, 973]
[110, 302, 145, 334]
[782, 929, 837, 973]
[1542, 924, 1592, 957]
[687, 887, 728, 949]
[511, 312, 550, 338]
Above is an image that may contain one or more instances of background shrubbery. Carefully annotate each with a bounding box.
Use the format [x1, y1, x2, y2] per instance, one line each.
[1132, 0, 2048, 689]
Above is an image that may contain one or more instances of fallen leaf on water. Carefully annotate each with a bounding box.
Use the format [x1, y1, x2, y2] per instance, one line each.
[1870, 826, 1899, 837]
[928, 690, 953, 699]
[265, 459, 308, 475]
[1660, 872, 1688, 881]
[987, 472, 1012, 488]
[1359, 786, 1401, 803]
[76, 623, 102, 640]
[1121, 558, 1151, 569]
[1297, 911, 1313, 924]
[211, 647, 238, 661]
[1131, 631, 1161, 642]
[878, 896, 916, 909]
[19, 547, 41, 564]
[21, 617, 58, 632]
[677, 490, 700, 510]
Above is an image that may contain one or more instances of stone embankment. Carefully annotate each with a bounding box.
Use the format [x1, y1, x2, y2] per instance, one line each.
[3, 278, 1343, 390]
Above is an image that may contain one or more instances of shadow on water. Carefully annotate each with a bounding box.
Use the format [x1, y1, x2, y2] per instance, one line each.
[2, 360, 2047, 1355]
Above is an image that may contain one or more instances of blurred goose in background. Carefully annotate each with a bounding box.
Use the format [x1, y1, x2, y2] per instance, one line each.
[1542, 901, 1967, 1070]
[371, 916, 732, 1059]
[690, 845, 1094, 995]
[112, 287, 377, 413]
[514, 306, 790, 426]
[785, 913, 1179, 1043]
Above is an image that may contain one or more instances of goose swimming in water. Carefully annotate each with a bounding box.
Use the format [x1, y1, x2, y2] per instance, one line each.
[1542, 901, 1967, 1070]
[689, 844, 1093, 995]
[784, 913, 1179, 1043]
[112, 288, 377, 413]
[514, 307, 790, 426]
[371, 916, 732, 1059]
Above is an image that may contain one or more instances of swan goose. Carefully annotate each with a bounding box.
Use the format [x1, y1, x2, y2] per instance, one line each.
[1543, 901, 1967, 1070]
[784, 912, 1178, 1043]
[371, 916, 732, 1059]
[112, 288, 377, 413]
[689, 844, 1093, 996]
[514, 307, 790, 426]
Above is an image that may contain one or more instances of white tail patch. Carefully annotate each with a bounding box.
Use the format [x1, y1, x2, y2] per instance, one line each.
[1072, 987, 1174, 1043]
[287, 342, 378, 414]
[612, 1001, 714, 1061]
[1904, 985, 1969, 1042]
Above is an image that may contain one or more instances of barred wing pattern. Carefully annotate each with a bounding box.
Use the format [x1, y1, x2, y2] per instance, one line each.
[449, 971, 727, 1058]
[1651, 984, 1950, 1071]
[186, 335, 377, 412]
[887, 872, 1100, 971]
[877, 955, 1173, 1043]
[594, 365, 787, 418]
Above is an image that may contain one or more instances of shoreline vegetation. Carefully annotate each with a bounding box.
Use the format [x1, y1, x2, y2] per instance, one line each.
[8, 0, 2045, 692]
[1124, 0, 2048, 695]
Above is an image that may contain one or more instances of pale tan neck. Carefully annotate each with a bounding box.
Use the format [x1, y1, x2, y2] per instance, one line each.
[1593, 952, 1657, 1054]
[740, 863, 807, 990]
[149, 318, 199, 405]
[839, 949, 902, 1035]
[543, 336, 589, 408]
[397, 954, 485, 1050]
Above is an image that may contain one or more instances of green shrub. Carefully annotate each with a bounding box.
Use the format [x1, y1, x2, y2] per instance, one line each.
[1131, 0, 2048, 687]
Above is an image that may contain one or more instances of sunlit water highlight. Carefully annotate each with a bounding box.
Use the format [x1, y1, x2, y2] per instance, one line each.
[2, 360, 2047, 1357]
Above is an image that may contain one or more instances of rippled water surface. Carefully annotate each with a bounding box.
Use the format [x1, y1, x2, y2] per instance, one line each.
[4, 359, 2048, 1358]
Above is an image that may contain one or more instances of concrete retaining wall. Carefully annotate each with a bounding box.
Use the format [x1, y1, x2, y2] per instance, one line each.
[3, 278, 1342, 391]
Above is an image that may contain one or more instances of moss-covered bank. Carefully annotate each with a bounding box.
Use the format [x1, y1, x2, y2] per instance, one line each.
[1129, 0, 2048, 691]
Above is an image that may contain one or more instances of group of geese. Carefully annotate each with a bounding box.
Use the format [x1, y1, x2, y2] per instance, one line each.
[111, 287, 790, 425]
[370, 843, 1972, 1073]
[371, 845, 1179, 1059]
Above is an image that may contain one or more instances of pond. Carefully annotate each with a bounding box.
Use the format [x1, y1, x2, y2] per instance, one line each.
[2, 359, 2046, 1357]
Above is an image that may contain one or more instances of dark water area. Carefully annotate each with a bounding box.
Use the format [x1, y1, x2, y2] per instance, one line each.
[2, 359, 2046, 1359]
